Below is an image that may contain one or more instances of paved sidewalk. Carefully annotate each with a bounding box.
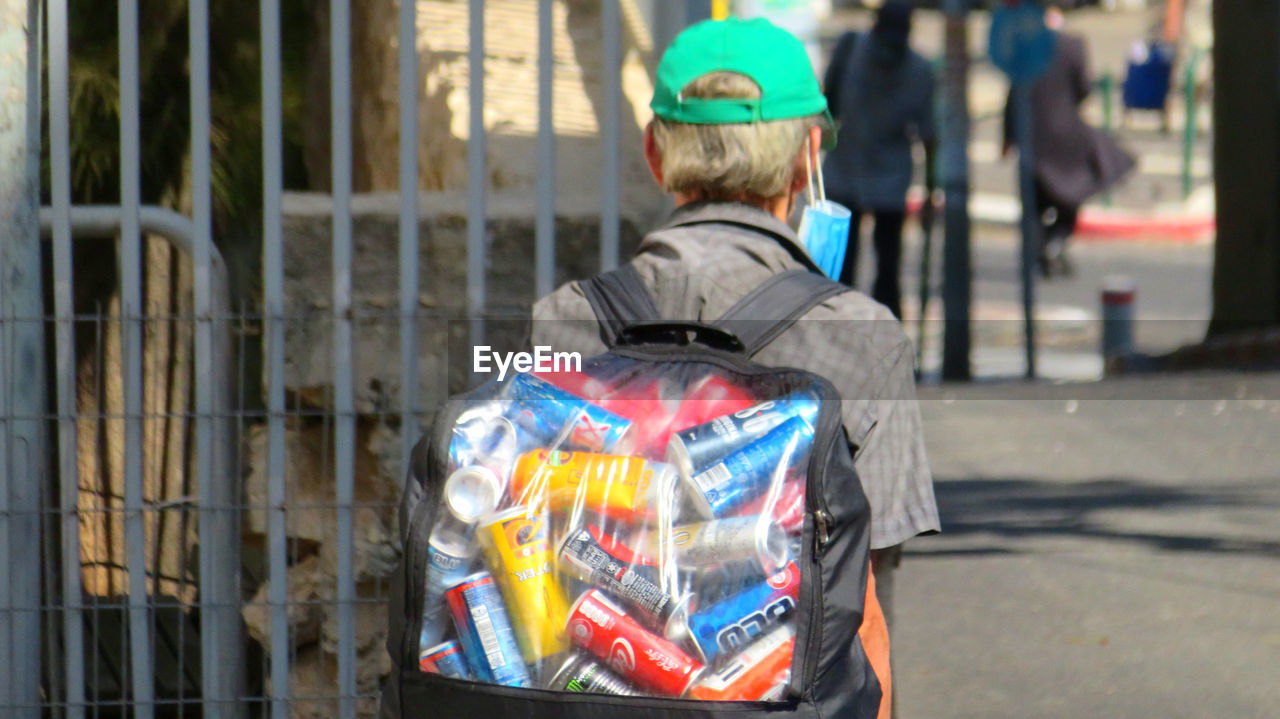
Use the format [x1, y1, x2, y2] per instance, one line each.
[897, 373, 1280, 719]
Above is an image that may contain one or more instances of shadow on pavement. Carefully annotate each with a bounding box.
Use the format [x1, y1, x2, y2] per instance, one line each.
[911, 476, 1280, 558]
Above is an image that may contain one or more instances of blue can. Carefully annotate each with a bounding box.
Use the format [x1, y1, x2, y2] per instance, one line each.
[419, 639, 472, 679]
[682, 416, 815, 518]
[666, 561, 800, 664]
[667, 390, 820, 477]
[444, 572, 531, 687]
[503, 373, 631, 452]
[420, 541, 474, 647]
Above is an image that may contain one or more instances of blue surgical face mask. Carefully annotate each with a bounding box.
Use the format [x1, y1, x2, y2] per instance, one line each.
[797, 139, 852, 280]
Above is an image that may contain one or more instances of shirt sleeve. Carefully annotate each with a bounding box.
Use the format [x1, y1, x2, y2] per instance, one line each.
[849, 337, 940, 550]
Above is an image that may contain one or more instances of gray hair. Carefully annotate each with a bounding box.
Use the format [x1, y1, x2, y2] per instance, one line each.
[651, 72, 820, 202]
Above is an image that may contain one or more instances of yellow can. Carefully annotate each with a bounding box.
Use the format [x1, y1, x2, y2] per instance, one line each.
[509, 449, 675, 524]
[476, 504, 570, 664]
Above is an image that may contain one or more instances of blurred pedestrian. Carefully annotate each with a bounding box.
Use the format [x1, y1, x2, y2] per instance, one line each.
[822, 0, 937, 319]
[1003, 6, 1136, 278]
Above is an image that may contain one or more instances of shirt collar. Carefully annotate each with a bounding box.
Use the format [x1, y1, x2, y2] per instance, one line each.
[647, 200, 821, 273]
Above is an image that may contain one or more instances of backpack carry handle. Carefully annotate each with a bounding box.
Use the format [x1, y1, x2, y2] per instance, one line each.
[581, 258, 850, 358]
[615, 321, 746, 353]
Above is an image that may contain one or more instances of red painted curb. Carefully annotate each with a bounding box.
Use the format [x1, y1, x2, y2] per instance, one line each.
[904, 196, 1215, 243]
[1074, 209, 1215, 242]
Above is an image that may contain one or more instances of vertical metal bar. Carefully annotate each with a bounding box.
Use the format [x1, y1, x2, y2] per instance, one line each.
[1101, 71, 1113, 206]
[118, 1, 157, 715]
[329, 0, 357, 716]
[29, 4, 52, 711]
[46, 6, 84, 712]
[535, 0, 556, 298]
[0, 1, 46, 714]
[260, 0, 290, 715]
[1181, 49, 1199, 199]
[467, 0, 487, 363]
[190, 0, 233, 715]
[600, 0, 621, 272]
[940, 0, 972, 381]
[1013, 83, 1038, 380]
[399, 0, 420, 466]
[0, 239, 8, 714]
[0, 280, 7, 713]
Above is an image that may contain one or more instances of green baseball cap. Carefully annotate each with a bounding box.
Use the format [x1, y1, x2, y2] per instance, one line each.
[650, 17, 832, 128]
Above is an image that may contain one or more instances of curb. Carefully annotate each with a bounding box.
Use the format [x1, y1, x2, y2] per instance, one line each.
[904, 191, 1215, 243]
[1073, 207, 1215, 242]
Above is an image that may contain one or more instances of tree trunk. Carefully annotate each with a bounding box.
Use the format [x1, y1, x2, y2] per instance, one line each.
[1208, 0, 1280, 334]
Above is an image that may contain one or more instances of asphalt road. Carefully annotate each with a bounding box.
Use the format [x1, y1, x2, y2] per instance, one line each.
[896, 374, 1280, 718]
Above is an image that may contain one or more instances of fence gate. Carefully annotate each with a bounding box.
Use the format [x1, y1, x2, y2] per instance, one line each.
[0, 0, 700, 717]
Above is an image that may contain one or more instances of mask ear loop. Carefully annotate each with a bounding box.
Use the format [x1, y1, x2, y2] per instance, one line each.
[814, 137, 827, 205]
[804, 136, 816, 207]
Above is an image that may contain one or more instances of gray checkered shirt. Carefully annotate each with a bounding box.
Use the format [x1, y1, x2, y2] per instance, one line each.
[531, 202, 939, 549]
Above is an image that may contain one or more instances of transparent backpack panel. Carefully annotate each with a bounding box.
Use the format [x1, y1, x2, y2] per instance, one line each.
[417, 355, 820, 701]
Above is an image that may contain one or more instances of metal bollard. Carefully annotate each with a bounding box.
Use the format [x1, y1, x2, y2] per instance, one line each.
[1101, 275, 1136, 362]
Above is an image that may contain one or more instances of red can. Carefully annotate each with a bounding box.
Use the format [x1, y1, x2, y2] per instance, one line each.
[535, 369, 611, 401]
[736, 476, 807, 535]
[688, 624, 796, 701]
[565, 589, 704, 697]
[670, 374, 756, 432]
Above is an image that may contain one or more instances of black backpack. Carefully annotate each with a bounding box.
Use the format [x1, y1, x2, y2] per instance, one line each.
[380, 267, 880, 719]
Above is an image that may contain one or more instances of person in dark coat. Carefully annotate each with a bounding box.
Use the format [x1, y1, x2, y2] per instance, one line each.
[1004, 8, 1136, 277]
[823, 1, 937, 318]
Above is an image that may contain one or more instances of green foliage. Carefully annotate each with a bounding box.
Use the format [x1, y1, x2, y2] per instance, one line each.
[43, 0, 316, 301]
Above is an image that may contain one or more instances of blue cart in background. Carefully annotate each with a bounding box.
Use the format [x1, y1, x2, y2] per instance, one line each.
[1123, 40, 1176, 131]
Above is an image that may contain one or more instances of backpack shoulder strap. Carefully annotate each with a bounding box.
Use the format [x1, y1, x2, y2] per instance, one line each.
[578, 264, 661, 347]
[714, 269, 851, 358]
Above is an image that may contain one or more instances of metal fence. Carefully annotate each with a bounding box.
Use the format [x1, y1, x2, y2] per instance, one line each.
[1, 0, 705, 717]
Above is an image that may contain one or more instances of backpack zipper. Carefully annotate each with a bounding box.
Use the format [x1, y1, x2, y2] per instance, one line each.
[795, 386, 842, 698]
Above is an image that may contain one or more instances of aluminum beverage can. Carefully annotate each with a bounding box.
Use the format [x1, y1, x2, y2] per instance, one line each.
[421, 540, 475, 646]
[596, 380, 680, 458]
[647, 515, 789, 575]
[557, 525, 686, 626]
[758, 667, 792, 701]
[545, 653, 636, 695]
[475, 505, 570, 664]
[533, 370, 611, 403]
[667, 390, 820, 478]
[681, 416, 815, 518]
[419, 639, 472, 679]
[688, 560, 766, 606]
[444, 465, 504, 523]
[419, 465, 501, 647]
[668, 374, 756, 435]
[448, 412, 519, 480]
[444, 572, 531, 687]
[666, 561, 801, 664]
[687, 624, 796, 701]
[565, 589, 704, 696]
[504, 373, 632, 452]
[737, 477, 807, 536]
[509, 449, 676, 524]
